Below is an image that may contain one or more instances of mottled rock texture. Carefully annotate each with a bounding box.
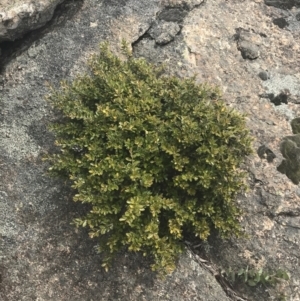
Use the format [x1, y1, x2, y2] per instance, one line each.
[1, 0, 300, 300]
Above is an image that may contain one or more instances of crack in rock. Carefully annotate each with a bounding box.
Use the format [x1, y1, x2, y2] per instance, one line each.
[132, 0, 205, 49]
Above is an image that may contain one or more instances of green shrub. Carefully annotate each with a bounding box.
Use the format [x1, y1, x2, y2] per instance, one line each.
[47, 42, 253, 274]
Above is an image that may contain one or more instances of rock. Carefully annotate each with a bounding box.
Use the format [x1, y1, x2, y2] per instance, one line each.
[0, 0, 64, 42]
[260, 92, 289, 106]
[265, 0, 300, 9]
[273, 17, 289, 28]
[257, 145, 276, 162]
[258, 71, 269, 81]
[158, 8, 188, 22]
[161, 0, 205, 10]
[234, 29, 260, 60]
[271, 91, 289, 106]
[263, 74, 300, 96]
[149, 20, 181, 45]
[238, 40, 260, 60]
[1, 0, 300, 300]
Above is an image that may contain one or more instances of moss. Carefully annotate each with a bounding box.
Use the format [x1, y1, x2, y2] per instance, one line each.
[277, 134, 300, 185]
[291, 117, 300, 134]
[46, 41, 253, 275]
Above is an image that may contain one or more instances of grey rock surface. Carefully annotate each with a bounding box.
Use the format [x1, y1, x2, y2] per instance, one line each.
[238, 40, 260, 60]
[149, 20, 181, 45]
[265, 0, 300, 9]
[0, 0, 64, 42]
[258, 71, 269, 81]
[257, 144, 276, 163]
[273, 17, 289, 28]
[1, 0, 300, 300]
[235, 29, 261, 60]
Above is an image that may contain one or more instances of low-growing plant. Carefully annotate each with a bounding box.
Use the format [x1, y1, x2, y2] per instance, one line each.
[224, 266, 290, 287]
[223, 266, 290, 301]
[46, 41, 253, 274]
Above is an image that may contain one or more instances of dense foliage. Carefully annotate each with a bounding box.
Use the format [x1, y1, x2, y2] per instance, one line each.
[47, 42, 252, 274]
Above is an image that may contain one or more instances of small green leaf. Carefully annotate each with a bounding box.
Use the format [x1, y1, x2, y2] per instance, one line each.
[247, 279, 258, 287]
[237, 268, 245, 276]
[276, 270, 290, 281]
